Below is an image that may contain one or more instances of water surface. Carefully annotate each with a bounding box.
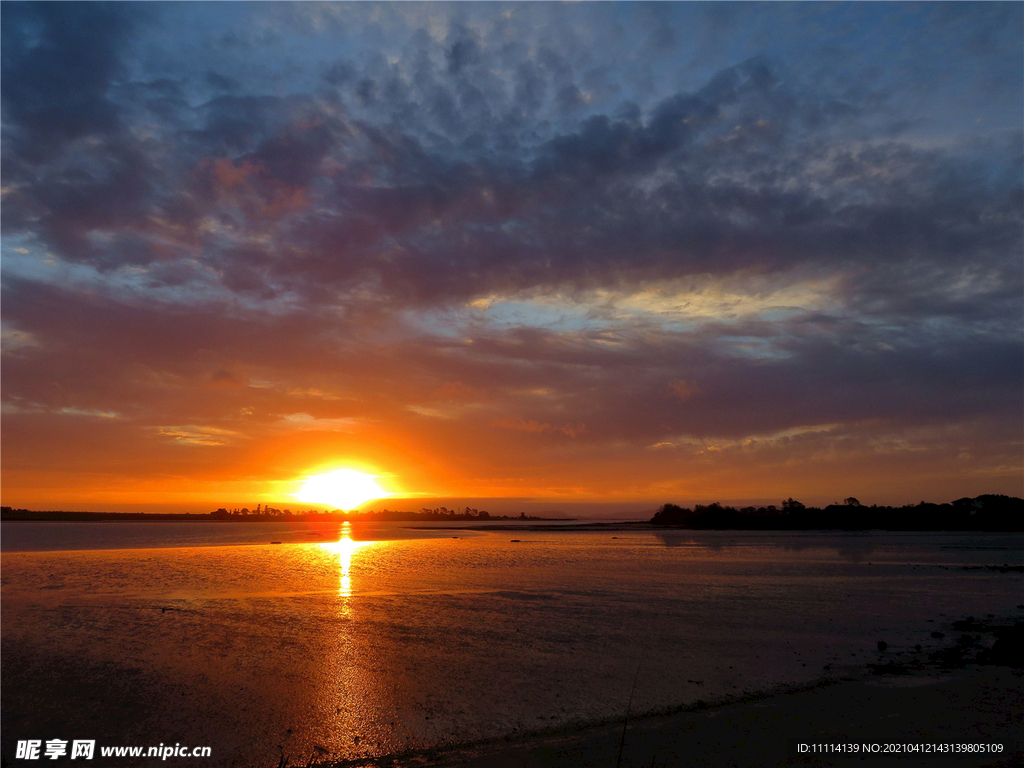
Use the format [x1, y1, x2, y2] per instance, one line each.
[3, 522, 1021, 765]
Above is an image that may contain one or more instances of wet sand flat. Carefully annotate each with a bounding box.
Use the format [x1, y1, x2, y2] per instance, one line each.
[366, 666, 1023, 768]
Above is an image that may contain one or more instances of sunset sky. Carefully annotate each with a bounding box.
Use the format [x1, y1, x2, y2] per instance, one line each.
[2, 2, 1021, 514]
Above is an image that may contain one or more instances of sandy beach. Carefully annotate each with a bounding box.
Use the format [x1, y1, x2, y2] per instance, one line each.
[368, 668, 1022, 768]
[302, 670, 1021, 768]
[305, 615, 1024, 768]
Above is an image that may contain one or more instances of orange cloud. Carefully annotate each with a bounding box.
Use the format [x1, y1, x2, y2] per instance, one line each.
[212, 158, 261, 191]
[491, 417, 586, 437]
[492, 416, 551, 433]
[668, 379, 701, 401]
[432, 381, 485, 402]
[205, 370, 248, 389]
[200, 157, 310, 219]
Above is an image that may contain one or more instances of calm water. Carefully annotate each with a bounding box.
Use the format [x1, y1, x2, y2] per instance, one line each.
[2, 522, 1022, 766]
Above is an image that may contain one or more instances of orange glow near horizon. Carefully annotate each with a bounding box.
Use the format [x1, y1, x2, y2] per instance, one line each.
[296, 469, 390, 511]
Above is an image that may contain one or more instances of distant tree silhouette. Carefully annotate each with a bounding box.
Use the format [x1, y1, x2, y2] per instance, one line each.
[650, 503, 692, 525]
[649, 495, 1021, 530]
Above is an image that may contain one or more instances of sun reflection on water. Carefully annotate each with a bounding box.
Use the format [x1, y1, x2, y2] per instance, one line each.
[309, 522, 391, 757]
[317, 523, 376, 601]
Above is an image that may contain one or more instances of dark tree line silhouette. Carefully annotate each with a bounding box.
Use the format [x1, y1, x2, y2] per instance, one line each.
[207, 506, 545, 522]
[649, 494, 1022, 531]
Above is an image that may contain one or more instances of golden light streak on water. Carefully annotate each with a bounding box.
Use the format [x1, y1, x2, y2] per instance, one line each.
[317, 522, 377, 603]
[309, 523, 391, 757]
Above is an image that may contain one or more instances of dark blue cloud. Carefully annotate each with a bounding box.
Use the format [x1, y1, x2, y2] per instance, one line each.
[1, 2, 144, 162]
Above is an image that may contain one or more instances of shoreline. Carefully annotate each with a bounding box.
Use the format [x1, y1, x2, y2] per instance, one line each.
[311, 666, 1022, 768]
[295, 616, 1024, 768]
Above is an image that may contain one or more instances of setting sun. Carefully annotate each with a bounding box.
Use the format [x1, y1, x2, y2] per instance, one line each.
[296, 469, 389, 510]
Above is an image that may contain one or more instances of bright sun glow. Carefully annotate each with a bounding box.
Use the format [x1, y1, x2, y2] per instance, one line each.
[296, 469, 388, 510]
